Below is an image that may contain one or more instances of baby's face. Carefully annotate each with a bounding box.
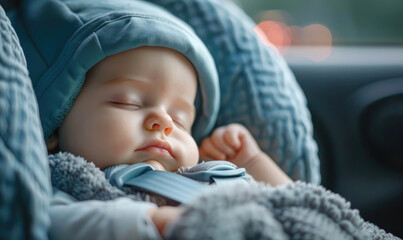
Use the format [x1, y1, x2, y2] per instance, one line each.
[58, 47, 199, 171]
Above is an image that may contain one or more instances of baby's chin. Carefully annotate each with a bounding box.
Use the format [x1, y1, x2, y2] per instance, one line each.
[143, 159, 167, 171]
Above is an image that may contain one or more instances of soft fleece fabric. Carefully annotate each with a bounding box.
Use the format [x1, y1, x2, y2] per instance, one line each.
[49, 152, 400, 240]
[7, 0, 220, 143]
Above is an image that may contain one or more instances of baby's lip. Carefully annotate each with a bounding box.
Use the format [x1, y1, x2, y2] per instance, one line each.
[135, 139, 175, 158]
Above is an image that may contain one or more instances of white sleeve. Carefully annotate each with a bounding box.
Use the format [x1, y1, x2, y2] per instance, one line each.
[49, 188, 162, 240]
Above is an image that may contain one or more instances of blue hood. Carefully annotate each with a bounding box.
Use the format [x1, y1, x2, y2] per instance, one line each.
[8, 0, 219, 143]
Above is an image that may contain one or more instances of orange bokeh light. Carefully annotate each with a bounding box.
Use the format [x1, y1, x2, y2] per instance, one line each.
[254, 21, 291, 55]
[255, 20, 333, 62]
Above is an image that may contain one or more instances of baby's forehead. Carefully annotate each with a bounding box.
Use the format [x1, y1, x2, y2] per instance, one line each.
[107, 76, 195, 100]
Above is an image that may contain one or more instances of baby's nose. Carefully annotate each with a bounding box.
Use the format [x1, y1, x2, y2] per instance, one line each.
[144, 111, 173, 136]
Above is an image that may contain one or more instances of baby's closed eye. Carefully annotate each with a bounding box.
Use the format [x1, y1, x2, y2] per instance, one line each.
[108, 92, 143, 110]
[110, 101, 142, 110]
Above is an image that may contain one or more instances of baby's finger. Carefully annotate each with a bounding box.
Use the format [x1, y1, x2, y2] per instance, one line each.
[211, 129, 236, 157]
[199, 148, 211, 160]
[223, 128, 241, 150]
[199, 138, 226, 160]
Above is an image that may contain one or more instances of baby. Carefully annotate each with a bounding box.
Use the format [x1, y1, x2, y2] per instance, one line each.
[46, 45, 291, 236]
[47, 46, 289, 182]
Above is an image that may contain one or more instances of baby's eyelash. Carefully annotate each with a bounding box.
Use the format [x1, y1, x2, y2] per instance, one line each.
[110, 101, 141, 109]
[173, 119, 184, 127]
[172, 118, 191, 131]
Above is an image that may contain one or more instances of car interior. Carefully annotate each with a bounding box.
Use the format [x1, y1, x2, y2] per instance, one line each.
[1, 0, 402, 238]
[236, 0, 403, 237]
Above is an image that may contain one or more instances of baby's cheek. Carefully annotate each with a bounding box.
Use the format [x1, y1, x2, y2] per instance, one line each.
[181, 134, 199, 167]
[94, 117, 136, 159]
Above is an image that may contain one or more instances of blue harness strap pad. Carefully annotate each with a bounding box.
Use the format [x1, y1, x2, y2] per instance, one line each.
[125, 171, 207, 204]
[107, 161, 247, 204]
[108, 163, 155, 188]
[181, 161, 246, 184]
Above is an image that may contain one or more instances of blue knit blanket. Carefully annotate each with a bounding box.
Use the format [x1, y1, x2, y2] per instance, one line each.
[49, 152, 399, 240]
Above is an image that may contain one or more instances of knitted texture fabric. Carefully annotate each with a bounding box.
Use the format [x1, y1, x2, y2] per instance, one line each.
[0, 5, 51, 240]
[49, 152, 400, 240]
[146, 0, 320, 184]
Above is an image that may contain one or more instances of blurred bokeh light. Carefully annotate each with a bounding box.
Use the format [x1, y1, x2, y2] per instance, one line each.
[254, 21, 291, 54]
[300, 24, 332, 61]
[238, 0, 403, 45]
[254, 10, 333, 62]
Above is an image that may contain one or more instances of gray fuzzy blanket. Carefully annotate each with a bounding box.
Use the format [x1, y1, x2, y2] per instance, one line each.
[49, 152, 399, 240]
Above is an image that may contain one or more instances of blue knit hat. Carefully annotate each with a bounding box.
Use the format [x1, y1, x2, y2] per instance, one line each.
[9, 0, 219, 143]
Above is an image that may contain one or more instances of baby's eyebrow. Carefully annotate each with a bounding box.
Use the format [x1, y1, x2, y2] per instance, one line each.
[102, 76, 151, 88]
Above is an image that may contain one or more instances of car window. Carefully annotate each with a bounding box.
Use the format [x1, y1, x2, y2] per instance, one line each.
[234, 0, 403, 61]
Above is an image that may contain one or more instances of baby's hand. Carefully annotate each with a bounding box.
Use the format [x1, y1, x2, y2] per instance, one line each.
[148, 206, 183, 237]
[199, 123, 262, 169]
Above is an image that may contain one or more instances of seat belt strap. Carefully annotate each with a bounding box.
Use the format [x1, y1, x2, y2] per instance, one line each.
[107, 162, 246, 204]
[125, 170, 207, 204]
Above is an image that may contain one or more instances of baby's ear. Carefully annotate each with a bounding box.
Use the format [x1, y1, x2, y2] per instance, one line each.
[46, 131, 59, 153]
